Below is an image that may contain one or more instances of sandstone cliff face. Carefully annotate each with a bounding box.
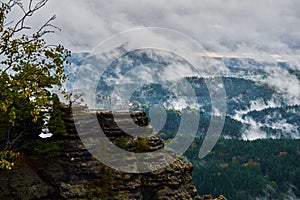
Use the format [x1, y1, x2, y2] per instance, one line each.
[0, 108, 224, 200]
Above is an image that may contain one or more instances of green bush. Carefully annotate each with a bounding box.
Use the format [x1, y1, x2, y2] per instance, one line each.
[136, 138, 150, 152]
[33, 141, 62, 158]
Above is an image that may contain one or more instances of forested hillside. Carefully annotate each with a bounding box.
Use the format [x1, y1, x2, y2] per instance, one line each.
[185, 138, 300, 199]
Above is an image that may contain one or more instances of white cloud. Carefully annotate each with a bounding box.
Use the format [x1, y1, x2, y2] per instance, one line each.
[7, 0, 300, 55]
[241, 117, 268, 140]
[262, 67, 300, 105]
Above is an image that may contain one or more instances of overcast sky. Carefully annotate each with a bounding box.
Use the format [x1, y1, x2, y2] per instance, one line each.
[7, 0, 300, 57]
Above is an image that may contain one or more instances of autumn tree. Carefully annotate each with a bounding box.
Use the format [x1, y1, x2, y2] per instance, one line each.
[0, 0, 70, 152]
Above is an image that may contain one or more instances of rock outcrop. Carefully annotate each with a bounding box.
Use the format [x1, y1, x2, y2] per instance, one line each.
[0, 107, 225, 200]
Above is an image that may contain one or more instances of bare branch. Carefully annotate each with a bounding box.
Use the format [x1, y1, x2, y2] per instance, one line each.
[37, 15, 61, 37]
[28, 0, 33, 11]
[4, 19, 14, 27]
[33, 0, 48, 11]
[11, 130, 23, 147]
[1, 0, 60, 38]
[10, 0, 50, 34]
[15, 0, 26, 14]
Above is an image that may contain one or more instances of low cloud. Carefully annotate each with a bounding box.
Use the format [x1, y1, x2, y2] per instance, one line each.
[262, 67, 300, 105]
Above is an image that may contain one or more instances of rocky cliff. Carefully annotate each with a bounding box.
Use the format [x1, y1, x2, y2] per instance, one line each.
[0, 107, 225, 200]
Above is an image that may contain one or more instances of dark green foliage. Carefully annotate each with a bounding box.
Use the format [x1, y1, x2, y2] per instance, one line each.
[33, 141, 62, 158]
[47, 94, 67, 136]
[117, 136, 128, 149]
[184, 138, 300, 200]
